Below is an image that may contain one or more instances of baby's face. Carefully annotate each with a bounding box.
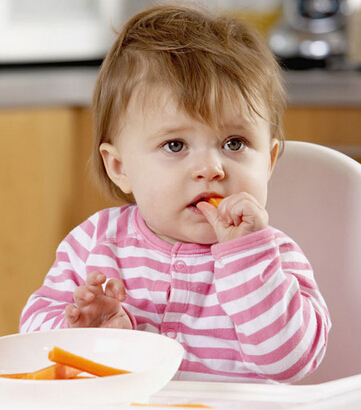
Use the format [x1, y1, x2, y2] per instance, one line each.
[105, 90, 278, 244]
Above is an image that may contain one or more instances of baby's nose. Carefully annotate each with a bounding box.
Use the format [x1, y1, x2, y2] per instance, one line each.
[191, 154, 225, 181]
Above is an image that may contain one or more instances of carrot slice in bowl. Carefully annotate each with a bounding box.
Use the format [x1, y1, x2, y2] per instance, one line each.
[0, 364, 81, 380]
[48, 346, 131, 377]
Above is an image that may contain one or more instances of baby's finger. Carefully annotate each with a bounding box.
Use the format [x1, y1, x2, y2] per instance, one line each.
[85, 271, 107, 296]
[105, 279, 126, 302]
[230, 199, 268, 231]
[220, 193, 259, 224]
[100, 310, 132, 329]
[73, 285, 95, 308]
[196, 201, 220, 228]
[65, 304, 81, 327]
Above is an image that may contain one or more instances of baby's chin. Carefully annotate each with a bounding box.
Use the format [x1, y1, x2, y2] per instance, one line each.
[147, 223, 218, 245]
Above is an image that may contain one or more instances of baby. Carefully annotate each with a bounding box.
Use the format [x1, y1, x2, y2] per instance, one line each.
[20, 3, 331, 383]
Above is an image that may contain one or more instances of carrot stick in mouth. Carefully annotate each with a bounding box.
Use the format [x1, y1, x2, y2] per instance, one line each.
[207, 198, 223, 208]
[48, 346, 131, 377]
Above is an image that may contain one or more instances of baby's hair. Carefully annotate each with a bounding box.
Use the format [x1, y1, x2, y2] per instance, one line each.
[92, 3, 286, 202]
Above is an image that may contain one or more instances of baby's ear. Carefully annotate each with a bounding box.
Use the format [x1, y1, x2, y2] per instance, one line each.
[268, 138, 279, 180]
[99, 143, 132, 194]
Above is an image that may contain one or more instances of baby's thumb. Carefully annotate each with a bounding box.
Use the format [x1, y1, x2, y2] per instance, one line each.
[196, 201, 220, 229]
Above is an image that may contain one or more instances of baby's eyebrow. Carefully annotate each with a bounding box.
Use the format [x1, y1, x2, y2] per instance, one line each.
[151, 125, 194, 139]
[220, 118, 251, 131]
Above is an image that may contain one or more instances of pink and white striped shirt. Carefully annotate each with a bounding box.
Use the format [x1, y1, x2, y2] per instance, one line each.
[20, 205, 331, 383]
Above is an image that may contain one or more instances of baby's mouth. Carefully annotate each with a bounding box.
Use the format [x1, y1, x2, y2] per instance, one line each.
[188, 194, 222, 209]
[187, 198, 207, 215]
[189, 198, 207, 208]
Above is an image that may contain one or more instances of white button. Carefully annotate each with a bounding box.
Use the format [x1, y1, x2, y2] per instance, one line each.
[165, 329, 177, 339]
[174, 260, 186, 271]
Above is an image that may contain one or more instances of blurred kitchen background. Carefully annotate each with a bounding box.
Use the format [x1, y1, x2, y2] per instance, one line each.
[0, 0, 361, 336]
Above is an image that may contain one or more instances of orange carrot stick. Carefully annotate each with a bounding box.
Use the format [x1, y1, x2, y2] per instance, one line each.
[207, 197, 223, 208]
[27, 364, 82, 380]
[131, 404, 212, 408]
[69, 375, 96, 379]
[0, 364, 82, 380]
[0, 372, 28, 379]
[48, 346, 130, 377]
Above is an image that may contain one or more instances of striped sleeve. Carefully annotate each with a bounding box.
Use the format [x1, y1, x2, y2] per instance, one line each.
[19, 212, 102, 332]
[212, 226, 331, 383]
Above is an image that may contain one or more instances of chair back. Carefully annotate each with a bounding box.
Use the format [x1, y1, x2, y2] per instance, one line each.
[267, 141, 361, 384]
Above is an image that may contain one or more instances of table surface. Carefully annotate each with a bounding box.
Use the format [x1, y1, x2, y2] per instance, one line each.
[2, 373, 361, 410]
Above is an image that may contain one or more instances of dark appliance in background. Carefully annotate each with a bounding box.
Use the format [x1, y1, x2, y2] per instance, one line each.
[268, 0, 349, 69]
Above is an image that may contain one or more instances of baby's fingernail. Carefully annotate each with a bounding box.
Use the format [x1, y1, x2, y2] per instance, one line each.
[85, 292, 93, 300]
[96, 273, 105, 281]
[221, 218, 230, 227]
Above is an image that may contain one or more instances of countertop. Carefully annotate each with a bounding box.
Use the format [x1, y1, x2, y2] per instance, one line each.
[0, 66, 98, 109]
[3, 376, 361, 409]
[0, 65, 361, 108]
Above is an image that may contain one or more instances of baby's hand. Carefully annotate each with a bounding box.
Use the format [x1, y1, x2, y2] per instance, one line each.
[65, 271, 132, 329]
[197, 192, 269, 243]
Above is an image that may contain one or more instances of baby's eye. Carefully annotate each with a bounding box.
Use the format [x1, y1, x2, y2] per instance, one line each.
[223, 138, 245, 151]
[163, 140, 185, 153]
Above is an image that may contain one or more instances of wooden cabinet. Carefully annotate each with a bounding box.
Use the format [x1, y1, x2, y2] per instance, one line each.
[0, 108, 113, 336]
[0, 105, 360, 336]
[284, 107, 361, 161]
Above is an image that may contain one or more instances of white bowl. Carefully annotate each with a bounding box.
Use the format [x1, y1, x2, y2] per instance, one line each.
[0, 328, 183, 406]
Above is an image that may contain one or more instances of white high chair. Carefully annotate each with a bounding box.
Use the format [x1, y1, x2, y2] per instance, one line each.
[267, 141, 361, 385]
